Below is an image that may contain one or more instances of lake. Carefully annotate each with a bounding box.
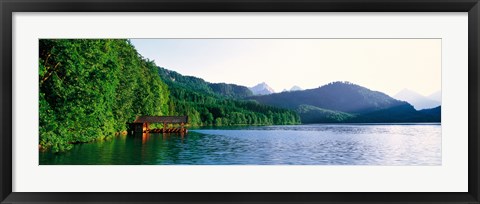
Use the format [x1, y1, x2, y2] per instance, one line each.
[39, 124, 441, 165]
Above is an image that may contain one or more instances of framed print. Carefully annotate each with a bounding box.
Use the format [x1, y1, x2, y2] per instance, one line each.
[1, 0, 479, 203]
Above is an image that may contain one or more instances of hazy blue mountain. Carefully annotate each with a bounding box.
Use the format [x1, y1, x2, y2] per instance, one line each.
[250, 82, 275, 95]
[393, 89, 441, 110]
[290, 85, 303, 91]
[419, 106, 442, 122]
[250, 81, 440, 123]
[428, 90, 441, 103]
[157, 67, 253, 98]
[350, 105, 441, 123]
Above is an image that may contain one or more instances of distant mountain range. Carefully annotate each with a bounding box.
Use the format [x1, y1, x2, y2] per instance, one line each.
[249, 81, 440, 123]
[158, 67, 440, 123]
[250, 82, 406, 113]
[282, 85, 303, 93]
[393, 89, 441, 110]
[290, 85, 303, 91]
[250, 82, 275, 95]
[428, 90, 441, 103]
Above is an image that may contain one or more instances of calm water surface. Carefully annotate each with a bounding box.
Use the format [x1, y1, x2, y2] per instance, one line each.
[39, 124, 441, 165]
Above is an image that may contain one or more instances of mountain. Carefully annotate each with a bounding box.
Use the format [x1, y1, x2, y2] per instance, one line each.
[250, 82, 275, 95]
[393, 89, 440, 110]
[290, 85, 303, 91]
[350, 105, 441, 123]
[249, 81, 440, 123]
[157, 67, 253, 98]
[428, 90, 441, 103]
[251, 81, 408, 114]
[419, 106, 441, 122]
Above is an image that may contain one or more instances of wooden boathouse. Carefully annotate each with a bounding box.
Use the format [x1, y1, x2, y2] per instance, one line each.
[128, 116, 188, 134]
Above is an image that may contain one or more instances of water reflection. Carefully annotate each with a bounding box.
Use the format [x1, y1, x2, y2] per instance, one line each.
[40, 124, 441, 165]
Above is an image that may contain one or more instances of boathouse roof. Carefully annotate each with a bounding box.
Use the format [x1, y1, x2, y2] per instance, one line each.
[133, 116, 188, 124]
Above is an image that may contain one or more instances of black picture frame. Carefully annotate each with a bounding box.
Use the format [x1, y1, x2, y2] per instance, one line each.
[1, 0, 479, 203]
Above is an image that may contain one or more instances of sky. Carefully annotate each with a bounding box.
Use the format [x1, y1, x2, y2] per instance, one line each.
[130, 39, 441, 97]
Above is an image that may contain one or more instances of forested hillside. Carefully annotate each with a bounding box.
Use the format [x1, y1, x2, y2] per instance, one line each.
[158, 67, 253, 98]
[158, 68, 300, 126]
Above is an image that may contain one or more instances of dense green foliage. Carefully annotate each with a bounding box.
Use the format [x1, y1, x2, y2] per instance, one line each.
[250, 81, 441, 123]
[39, 39, 170, 152]
[158, 69, 300, 126]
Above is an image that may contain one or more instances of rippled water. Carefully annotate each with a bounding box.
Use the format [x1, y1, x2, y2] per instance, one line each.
[39, 124, 441, 165]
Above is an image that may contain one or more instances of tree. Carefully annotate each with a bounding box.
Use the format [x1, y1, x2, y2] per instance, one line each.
[39, 39, 170, 152]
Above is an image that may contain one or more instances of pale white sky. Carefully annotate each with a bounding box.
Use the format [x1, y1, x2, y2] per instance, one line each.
[130, 39, 441, 96]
